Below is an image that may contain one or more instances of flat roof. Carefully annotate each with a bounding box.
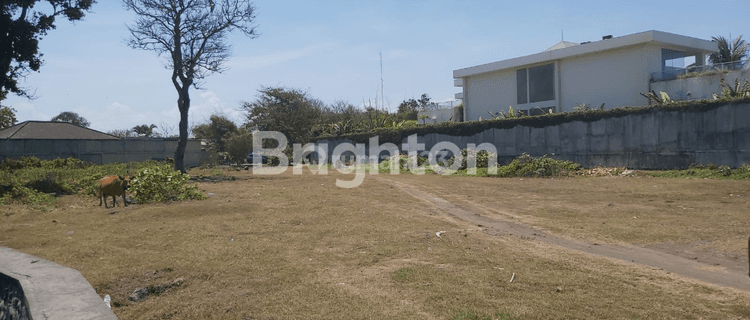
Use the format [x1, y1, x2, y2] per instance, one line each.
[453, 30, 718, 78]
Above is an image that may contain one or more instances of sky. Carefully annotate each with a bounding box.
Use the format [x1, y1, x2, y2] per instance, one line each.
[4, 0, 749, 134]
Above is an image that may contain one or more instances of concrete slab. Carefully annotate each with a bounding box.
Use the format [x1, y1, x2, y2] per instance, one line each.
[0, 246, 117, 320]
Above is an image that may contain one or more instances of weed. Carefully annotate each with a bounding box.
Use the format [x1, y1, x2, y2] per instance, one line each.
[394, 268, 413, 281]
[454, 309, 524, 320]
[647, 163, 750, 179]
[378, 154, 428, 172]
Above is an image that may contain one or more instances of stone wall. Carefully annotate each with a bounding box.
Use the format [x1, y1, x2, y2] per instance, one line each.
[314, 102, 750, 169]
[0, 138, 203, 167]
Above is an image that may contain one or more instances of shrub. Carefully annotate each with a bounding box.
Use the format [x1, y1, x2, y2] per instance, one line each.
[378, 154, 429, 172]
[129, 163, 207, 203]
[450, 149, 497, 170]
[496, 153, 581, 177]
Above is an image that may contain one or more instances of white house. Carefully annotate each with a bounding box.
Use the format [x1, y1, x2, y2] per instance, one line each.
[453, 30, 718, 121]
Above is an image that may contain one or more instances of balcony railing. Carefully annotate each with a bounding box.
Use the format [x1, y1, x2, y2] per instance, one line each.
[651, 59, 749, 82]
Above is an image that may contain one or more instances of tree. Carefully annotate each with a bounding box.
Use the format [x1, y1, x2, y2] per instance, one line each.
[50, 111, 90, 127]
[107, 128, 136, 138]
[0, 105, 17, 128]
[132, 124, 158, 137]
[124, 0, 259, 173]
[396, 94, 431, 121]
[192, 114, 238, 152]
[225, 129, 253, 165]
[0, 0, 95, 101]
[709, 35, 749, 67]
[242, 87, 324, 144]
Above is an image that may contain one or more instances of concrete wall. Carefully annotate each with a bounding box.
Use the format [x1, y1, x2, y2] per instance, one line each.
[0, 138, 202, 167]
[651, 69, 750, 101]
[314, 102, 750, 169]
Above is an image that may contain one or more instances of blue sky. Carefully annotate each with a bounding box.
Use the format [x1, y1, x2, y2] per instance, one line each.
[4, 0, 749, 134]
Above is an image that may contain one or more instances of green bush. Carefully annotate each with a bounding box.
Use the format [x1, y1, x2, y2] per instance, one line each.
[496, 153, 581, 177]
[378, 154, 429, 172]
[450, 149, 497, 170]
[0, 157, 204, 206]
[0, 172, 58, 206]
[129, 163, 207, 203]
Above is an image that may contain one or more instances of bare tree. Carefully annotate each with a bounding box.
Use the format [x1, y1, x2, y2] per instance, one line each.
[158, 121, 177, 138]
[123, 0, 259, 172]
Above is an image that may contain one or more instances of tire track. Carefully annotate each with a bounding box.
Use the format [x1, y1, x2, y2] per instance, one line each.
[375, 176, 750, 291]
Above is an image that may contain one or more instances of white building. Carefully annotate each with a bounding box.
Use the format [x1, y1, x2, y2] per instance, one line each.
[453, 30, 718, 121]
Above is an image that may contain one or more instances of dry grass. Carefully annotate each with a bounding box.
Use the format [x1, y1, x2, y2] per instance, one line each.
[396, 173, 750, 261]
[1, 169, 749, 319]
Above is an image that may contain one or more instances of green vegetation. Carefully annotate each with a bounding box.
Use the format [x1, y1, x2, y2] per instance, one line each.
[639, 90, 672, 105]
[719, 78, 750, 99]
[646, 163, 750, 179]
[454, 309, 524, 320]
[0, 105, 17, 129]
[0, 157, 206, 208]
[676, 69, 731, 80]
[709, 35, 748, 65]
[445, 153, 580, 178]
[129, 163, 207, 203]
[495, 154, 580, 177]
[394, 267, 414, 281]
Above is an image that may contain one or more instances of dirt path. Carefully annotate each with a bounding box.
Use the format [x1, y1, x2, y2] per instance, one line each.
[374, 176, 750, 291]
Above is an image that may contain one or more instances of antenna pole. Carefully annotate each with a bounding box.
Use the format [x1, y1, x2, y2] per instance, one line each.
[380, 52, 384, 110]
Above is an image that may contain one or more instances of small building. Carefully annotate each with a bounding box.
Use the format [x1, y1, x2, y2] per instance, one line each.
[0, 121, 202, 166]
[453, 30, 718, 121]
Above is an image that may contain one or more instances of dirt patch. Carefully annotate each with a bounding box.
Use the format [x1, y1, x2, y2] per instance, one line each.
[95, 268, 184, 308]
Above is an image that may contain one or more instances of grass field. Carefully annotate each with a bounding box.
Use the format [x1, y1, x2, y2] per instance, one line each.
[2, 168, 750, 319]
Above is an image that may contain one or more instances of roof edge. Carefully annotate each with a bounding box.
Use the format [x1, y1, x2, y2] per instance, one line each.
[453, 30, 718, 78]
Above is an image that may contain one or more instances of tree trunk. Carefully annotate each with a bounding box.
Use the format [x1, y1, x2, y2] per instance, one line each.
[174, 88, 191, 173]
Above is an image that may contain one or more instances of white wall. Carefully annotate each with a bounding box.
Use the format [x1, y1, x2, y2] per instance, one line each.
[462, 44, 670, 117]
[463, 69, 520, 121]
[651, 69, 750, 101]
[558, 44, 658, 112]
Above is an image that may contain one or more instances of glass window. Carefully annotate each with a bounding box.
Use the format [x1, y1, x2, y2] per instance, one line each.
[528, 63, 555, 103]
[516, 69, 527, 104]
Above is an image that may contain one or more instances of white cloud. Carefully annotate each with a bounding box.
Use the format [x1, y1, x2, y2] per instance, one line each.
[11, 101, 50, 122]
[227, 42, 336, 70]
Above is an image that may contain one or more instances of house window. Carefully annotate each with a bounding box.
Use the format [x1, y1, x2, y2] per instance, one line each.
[516, 63, 555, 104]
[516, 69, 527, 104]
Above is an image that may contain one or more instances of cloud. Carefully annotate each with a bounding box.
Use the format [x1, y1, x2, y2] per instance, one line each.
[11, 101, 51, 122]
[227, 42, 335, 70]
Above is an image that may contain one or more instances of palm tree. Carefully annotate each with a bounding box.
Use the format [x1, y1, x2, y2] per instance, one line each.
[709, 35, 749, 68]
[132, 124, 158, 137]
